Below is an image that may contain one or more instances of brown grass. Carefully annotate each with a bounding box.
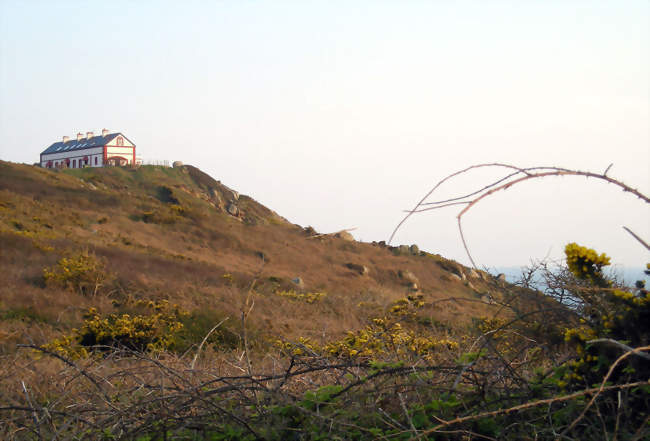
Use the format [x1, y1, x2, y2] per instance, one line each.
[0, 160, 520, 357]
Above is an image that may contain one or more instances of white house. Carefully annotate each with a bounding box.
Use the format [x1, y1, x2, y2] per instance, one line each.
[40, 129, 136, 169]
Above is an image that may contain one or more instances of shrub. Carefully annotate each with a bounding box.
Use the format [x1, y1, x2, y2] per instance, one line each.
[43, 249, 110, 296]
[44, 300, 188, 357]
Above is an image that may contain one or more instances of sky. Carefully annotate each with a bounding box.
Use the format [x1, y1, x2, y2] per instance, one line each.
[1, 0, 648, 269]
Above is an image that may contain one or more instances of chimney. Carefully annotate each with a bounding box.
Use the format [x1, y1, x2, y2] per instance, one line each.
[102, 128, 109, 137]
[86, 131, 94, 139]
[62, 135, 69, 143]
[77, 132, 84, 141]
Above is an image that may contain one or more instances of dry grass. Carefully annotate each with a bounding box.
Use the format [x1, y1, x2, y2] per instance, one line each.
[0, 160, 516, 356]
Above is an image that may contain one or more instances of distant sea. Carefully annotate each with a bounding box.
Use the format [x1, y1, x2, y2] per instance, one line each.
[493, 266, 649, 289]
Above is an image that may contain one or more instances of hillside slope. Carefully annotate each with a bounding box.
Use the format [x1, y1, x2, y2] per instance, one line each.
[0, 160, 525, 353]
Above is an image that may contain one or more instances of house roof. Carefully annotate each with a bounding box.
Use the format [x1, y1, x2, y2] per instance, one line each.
[41, 133, 135, 155]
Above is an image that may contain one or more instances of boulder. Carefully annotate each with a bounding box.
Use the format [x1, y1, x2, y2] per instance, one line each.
[172, 161, 184, 168]
[335, 231, 355, 242]
[449, 273, 463, 282]
[210, 189, 224, 210]
[409, 244, 419, 255]
[396, 244, 410, 255]
[468, 269, 480, 279]
[226, 188, 239, 201]
[346, 263, 369, 276]
[292, 277, 305, 289]
[398, 269, 419, 285]
[226, 203, 239, 217]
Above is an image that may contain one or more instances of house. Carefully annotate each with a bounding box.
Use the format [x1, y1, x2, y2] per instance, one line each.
[40, 129, 136, 169]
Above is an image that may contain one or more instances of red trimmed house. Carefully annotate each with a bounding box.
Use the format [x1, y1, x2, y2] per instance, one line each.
[40, 129, 136, 169]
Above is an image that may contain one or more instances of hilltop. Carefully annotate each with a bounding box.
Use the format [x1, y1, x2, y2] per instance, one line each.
[0, 160, 519, 352]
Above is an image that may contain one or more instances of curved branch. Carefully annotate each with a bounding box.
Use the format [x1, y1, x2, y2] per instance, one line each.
[389, 163, 649, 268]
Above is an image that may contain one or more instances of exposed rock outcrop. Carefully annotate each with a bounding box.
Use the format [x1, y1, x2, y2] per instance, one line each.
[345, 263, 369, 276]
[335, 231, 355, 242]
[398, 269, 419, 286]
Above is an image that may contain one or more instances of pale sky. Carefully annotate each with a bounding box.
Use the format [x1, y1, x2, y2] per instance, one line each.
[1, 1, 648, 267]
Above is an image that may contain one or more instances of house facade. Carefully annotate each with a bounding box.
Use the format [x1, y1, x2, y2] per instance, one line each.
[40, 129, 136, 169]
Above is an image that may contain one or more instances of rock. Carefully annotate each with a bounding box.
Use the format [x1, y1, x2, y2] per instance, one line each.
[335, 231, 355, 242]
[468, 269, 480, 279]
[292, 277, 304, 289]
[172, 161, 184, 168]
[225, 188, 239, 201]
[346, 263, 369, 276]
[409, 282, 419, 291]
[397, 244, 410, 255]
[409, 244, 419, 255]
[210, 189, 224, 209]
[496, 273, 507, 283]
[226, 203, 239, 217]
[398, 270, 419, 285]
[449, 273, 463, 282]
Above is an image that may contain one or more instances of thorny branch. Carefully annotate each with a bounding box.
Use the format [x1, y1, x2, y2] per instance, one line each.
[388, 163, 649, 268]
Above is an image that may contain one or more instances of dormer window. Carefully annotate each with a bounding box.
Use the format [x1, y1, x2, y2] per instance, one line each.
[117, 136, 124, 146]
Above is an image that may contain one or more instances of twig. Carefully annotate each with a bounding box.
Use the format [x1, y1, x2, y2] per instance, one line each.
[190, 317, 229, 370]
[389, 163, 650, 267]
[21, 381, 42, 441]
[622, 226, 650, 252]
[587, 339, 650, 361]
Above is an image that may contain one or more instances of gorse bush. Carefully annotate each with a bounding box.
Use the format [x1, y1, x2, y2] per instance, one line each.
[561, 244, 649, 398]
[43, 249, 110, 296]
[275, 289, 326, 304]
[279, 294, 460, 361]
[44, 299, 188, 358]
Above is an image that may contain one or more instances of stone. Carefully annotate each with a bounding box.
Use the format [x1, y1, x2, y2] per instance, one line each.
[398, 269, 419, 285]
[468, 269, 480, 279]
[256, 251, 269, 262]
[397, 244, 410, 255]
[409, 282, 419, 291]
[292, 277, 304, 289]
[346, 263, 369, 276]
[172, 161, 184, 168]
[449, 273, 463, 282]
[496, 273, 507, 283]
[210, 189, 224, 209]
[226, 188, 239, 201]
[226, 203, 239, 217]
[409, 244, 419, 255]
[335, 231, 355, 241]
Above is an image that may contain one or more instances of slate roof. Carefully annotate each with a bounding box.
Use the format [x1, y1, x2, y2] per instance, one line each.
[41, 133, 135, 155]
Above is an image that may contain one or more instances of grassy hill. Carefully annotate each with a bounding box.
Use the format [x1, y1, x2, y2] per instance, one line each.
[0, 160, 513, 353]
[2, 161, 643, 441]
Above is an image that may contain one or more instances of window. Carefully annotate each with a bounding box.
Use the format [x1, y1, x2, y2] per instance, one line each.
[73, 159, 76, 168]
[117, 136, 124, 146]
[95, 157, 98, 165]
